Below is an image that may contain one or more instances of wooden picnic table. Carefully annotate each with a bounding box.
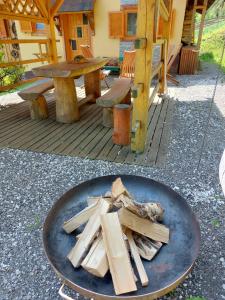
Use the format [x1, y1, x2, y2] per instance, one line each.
[32, 58, 109, 123]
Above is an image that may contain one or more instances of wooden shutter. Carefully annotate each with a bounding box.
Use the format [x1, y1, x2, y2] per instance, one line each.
[0, 19, 7, 38]
[109, 11, 124, 39]
[20, 21, 33, 33]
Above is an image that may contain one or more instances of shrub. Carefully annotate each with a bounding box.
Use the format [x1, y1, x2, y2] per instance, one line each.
[0, 46, 25, 87]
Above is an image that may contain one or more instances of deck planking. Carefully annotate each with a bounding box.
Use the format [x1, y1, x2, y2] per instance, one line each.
[0, 87, 172, 167]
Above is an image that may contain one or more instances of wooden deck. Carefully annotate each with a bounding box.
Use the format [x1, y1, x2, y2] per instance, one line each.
[0, 83, 173, 167]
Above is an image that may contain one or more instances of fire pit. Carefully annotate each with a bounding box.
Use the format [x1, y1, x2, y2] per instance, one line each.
[43, 175, 200, 300]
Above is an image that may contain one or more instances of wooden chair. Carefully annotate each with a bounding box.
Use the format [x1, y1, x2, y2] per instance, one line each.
[120, 50, 136, 79]
[80, 45, 111, 88]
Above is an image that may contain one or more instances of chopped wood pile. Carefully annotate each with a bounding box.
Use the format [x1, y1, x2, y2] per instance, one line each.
[63, 178, 170, 295]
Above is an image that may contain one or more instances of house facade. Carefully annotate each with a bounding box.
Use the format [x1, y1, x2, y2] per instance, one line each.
[0, 0, 216, 72]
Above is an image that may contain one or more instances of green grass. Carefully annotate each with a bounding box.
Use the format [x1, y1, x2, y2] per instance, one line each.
[199, 23, 225, 72]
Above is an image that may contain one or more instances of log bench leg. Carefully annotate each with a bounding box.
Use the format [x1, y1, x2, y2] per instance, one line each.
[84, 69, 101, 103]
[102, 108, 113, 128]
[29, 96, 49, 120]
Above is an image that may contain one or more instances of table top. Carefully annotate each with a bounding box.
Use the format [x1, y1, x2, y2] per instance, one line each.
[32, 58, 109, 79]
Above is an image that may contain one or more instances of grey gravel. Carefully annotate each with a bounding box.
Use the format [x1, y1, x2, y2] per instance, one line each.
[0, 62, 225, 300]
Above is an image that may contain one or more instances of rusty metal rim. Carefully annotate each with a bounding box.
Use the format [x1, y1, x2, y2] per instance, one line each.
[44, 252, 195, 300]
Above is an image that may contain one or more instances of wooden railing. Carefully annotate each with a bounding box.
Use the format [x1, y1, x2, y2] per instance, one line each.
[0, 39, 61, 68]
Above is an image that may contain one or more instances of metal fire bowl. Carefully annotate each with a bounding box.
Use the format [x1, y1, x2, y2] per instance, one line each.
[43, 175, 201, 300]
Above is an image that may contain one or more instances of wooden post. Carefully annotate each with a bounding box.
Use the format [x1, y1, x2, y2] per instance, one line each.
[84, 69, 101, 101]
[46, 1, 58, 63]
[159, 0, 173, 94]
[131, 0, 155, 153]
[197, 0, 208, 49]
[54, 78, 79, 123]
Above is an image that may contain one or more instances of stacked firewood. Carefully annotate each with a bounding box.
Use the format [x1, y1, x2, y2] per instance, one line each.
[63, 178, 170, 295]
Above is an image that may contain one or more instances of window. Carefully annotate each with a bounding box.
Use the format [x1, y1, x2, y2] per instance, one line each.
[32, 23, 47, 35]
[83, 14, 88, 25]
[124, 9, 137, 39]
[109, 6, 137, 40]
[77, 27, 83, 38]
[70, 39, 77, 50]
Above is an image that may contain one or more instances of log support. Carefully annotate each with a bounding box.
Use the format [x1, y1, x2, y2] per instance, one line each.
[54, 77, 79, 123]
[84, 69, 101, 102]
[29, 96, 49, 120]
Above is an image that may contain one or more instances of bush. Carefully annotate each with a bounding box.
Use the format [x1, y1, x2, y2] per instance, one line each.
[0, 45, 25, 87]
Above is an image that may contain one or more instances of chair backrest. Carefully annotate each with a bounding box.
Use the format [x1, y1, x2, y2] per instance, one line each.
[120, 50, 136, 79]
[80, 45, 93, 58]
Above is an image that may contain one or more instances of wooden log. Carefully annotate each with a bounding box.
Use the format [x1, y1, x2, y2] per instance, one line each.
[111, 177, 131, 199]
[84, 69, 101, 102]
[133, 233, 162, 261]
[54, 77, 79, 123]
[67, 199, 111, 268]
[63, 201, 99, 234]
[81, 234, 109, 278]
[126, 230, 149, 287]
[101, 212, 137, 295]
[114, 194, 164, 222]
[29, 96, 49, 120]
[118, 208, 169, 244]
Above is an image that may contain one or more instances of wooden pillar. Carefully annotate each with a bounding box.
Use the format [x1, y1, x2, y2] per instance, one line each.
[46, 0, 58, 63]
[131, 0, 154, 153]
[159, 0, 173, 94]
[54, 78, 79, 123]
[197, 0, 208, 49]
[84, 69, 101, 101]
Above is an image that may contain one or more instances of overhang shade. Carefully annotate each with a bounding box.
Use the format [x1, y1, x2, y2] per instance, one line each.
[51, 0, 95, 13]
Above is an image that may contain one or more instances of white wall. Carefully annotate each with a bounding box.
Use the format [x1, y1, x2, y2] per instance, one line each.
[92, 0, 120, 57]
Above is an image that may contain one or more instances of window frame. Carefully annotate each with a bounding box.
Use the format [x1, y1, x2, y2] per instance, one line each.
[123, 6, 137, 41]
[31, 22, 48, 36]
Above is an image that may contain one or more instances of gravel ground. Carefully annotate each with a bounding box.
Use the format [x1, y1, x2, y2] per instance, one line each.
[0, 62, 225, 300]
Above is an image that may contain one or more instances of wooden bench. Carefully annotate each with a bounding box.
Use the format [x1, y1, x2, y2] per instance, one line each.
[96, 78, 132, 127]
[18, 79, 54, 120]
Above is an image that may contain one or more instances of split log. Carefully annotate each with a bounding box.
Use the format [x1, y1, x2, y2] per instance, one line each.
[87, 196, 101, 206]
[67, 199, 111, 268]
[63, 201, 99, 234]
[126, 230, 149, 287]
[115, 194, 164, 222]
[81, 234, 108, 278]
[118, 208, 169, 244]
[101, 212, 137, 295]
[111, 177, 131, 199]
[133, 234, 162, 261]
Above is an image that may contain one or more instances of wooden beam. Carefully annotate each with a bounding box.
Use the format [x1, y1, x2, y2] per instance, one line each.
[118, 207, 170, 244]
[33, 0, 49, 19]
[197, 0, 208, 49]
[101, 213, 137, 295]
[67, 199, 111, 268]
[50, 0, 64, 17]
[0, 58, 48, 68]
[160, 0, 169, 22]
[0, 11, 49, 24]
[0, 39, 49, 44]
[63, 201, 99, 234]
[126, 229, 149, 287]
[81, 234, 109, 278]
[131, 0, 155, 153]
